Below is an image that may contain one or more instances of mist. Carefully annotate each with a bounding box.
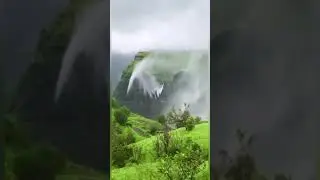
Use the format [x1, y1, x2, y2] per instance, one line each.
[127, 51, 210, 119]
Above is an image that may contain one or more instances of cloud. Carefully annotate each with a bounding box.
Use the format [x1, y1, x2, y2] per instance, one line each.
[110, 0, 210, 53]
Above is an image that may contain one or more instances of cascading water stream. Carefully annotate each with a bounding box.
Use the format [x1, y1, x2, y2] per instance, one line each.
[127, 50, 209, 119]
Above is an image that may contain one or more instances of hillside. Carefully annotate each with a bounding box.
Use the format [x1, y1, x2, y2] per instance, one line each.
[110, 96, 210, 180]
[111, 123, 210, 180]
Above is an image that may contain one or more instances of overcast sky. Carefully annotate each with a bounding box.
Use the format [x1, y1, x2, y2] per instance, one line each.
[110, 0, 210, 53]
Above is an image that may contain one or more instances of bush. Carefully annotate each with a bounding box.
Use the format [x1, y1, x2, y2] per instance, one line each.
[157, 139, 207, 180]
[120, 128, 136, 145]
[112, 145, 133, 168]
[154, 133, 184, 158]
[13, 145, 67, 180]
[111, 128, 136, 167]
[149, 125, 159, 135]
[128, 146, 143, 164]
[166, 104, 191, 129]
[194, 116, 201, 124]
[120, 106, 131, 116]
[185, 118, 195, 131]
[114, 109, 128, 125]
[156, 115, 166, 125]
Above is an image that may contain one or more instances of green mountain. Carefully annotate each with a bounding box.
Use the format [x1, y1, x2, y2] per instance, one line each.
[113, 51, 195, 118]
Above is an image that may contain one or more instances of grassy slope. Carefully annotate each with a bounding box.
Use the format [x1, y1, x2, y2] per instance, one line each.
[111, 122, 209, 180]
[128, 113, 163, 140]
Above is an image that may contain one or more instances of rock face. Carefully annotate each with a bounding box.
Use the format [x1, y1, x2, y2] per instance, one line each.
[113, 52, 162, 118]
[10, 0, 109, 172]
[112, 52, 191, 118]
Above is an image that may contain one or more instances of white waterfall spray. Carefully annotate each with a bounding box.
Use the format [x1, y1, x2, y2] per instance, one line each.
[127, 50, 209, 119]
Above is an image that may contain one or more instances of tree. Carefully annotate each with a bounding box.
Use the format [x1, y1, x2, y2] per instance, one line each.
[114, 109, 128, 125]
[166, 103, 191, 128]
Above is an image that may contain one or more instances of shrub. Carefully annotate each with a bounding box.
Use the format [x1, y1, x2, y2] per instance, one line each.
[120, 128, 136, 145]
[128, 146, 143, 164]
[185, 118, 195, 131]
[111, 127, 137, 167]
[194, 116, 201, 124]
[157, 139, 207, 180]
[120, 106, 131, 117]
[154, 133, 184, 158]
[149, 125, 159, 135]
[158, 155, 176, 180]
[114, 109, 128, 125]
[13, 145, 67, 180]
[166, 104, 191, 128]
[112, 145, 133, 168]
[156, 115, 166, 125]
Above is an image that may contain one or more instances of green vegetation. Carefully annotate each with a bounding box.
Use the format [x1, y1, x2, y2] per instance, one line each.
[2, 0, 316, 179]
[111, 98, 209, 180]
[2, 94, 304, 180]
[111, 98, 298, 180]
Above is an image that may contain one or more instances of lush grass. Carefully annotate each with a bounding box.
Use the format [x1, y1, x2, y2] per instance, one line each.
[128, 113, 163, 138]
[112, 108, 164, 141]
[111, 122, 210, 180]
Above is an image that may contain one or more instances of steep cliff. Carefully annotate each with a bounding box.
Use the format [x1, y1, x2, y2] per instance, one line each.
[112, 51, 193, 118]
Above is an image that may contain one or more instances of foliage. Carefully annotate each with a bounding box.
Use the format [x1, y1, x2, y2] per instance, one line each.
[154, 133, 184, 158]
[128, 146, 143, 164]
[149, 125, 158, 135]
[166, 103, 191, 129]
[114, 109, 129, 126]
[120, 106, 131, 117]
[111, 121, 136, 168]
[156, 115, 166, 125]
[120, 128, 136, 145]
[112, 145, 134, 168]
[120, 61, 139, 80]
[157, 138, 207, 180]
[13, 145, 67, 180]
[185, 117, 195, 131]
[194, 116, 201, 124]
